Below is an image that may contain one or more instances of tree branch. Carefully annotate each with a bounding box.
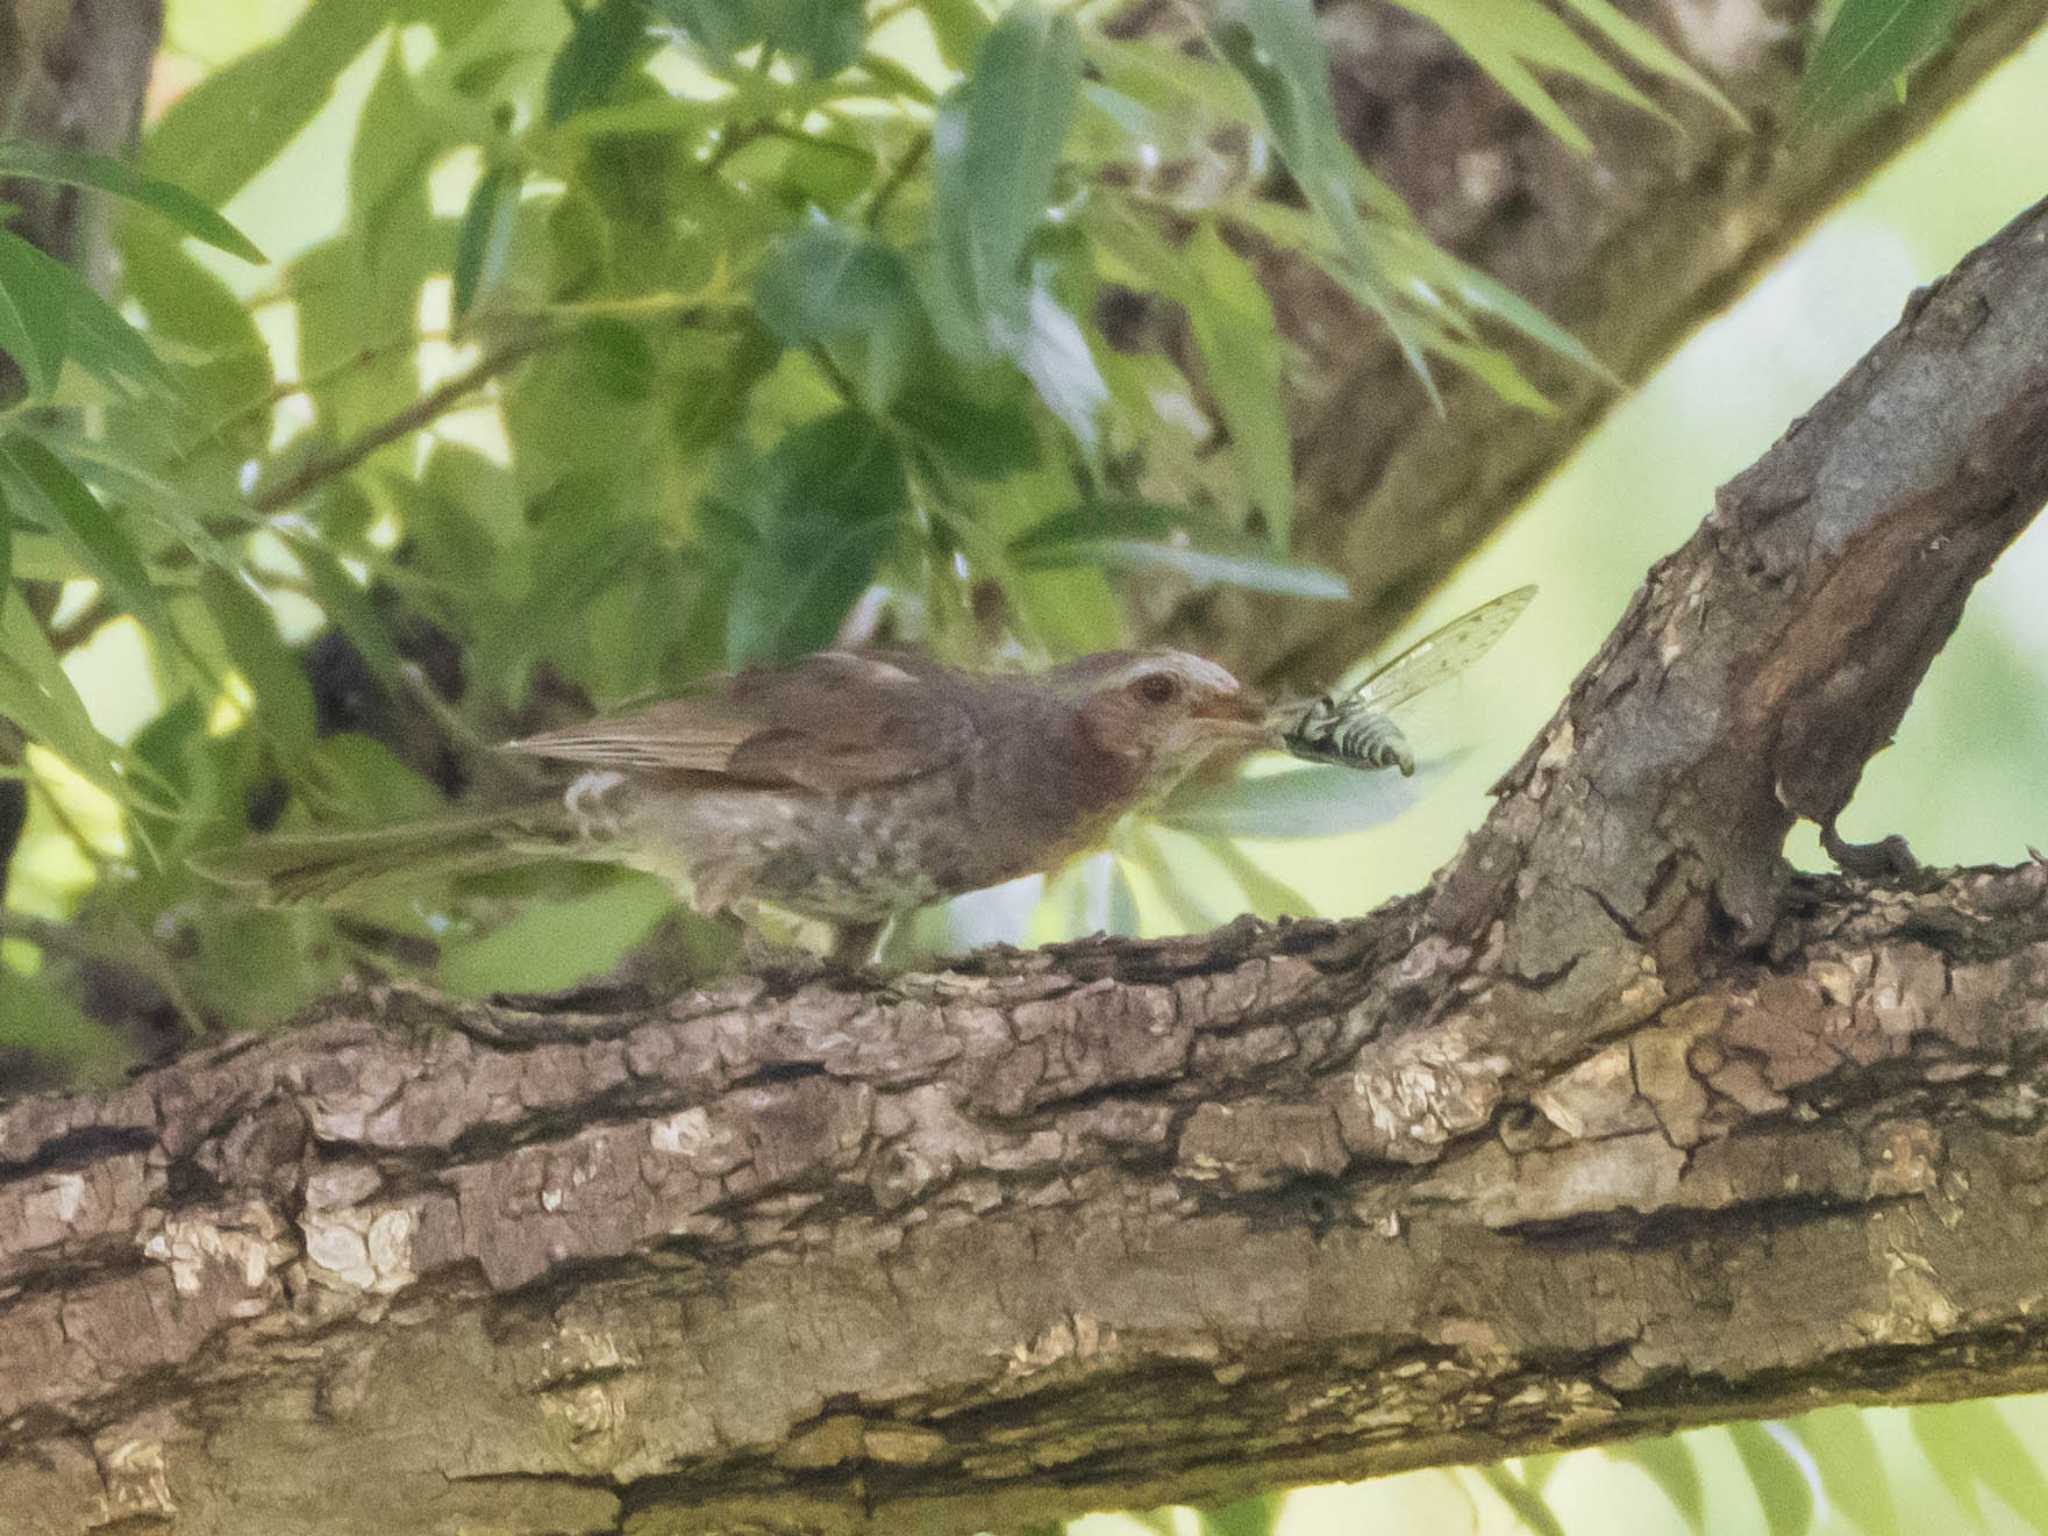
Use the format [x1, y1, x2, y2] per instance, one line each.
[1145, 0, 2048, 689]
[5, 196, 2048, 1536]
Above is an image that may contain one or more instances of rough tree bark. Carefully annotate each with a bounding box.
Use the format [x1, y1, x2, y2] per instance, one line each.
[1149, 0, 2048, 689]
[5, 186, 2048, 1533]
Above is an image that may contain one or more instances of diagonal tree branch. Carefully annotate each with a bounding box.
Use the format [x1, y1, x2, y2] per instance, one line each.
[1148, 0, 2048, 690]
[5, 197, 2048, 1535]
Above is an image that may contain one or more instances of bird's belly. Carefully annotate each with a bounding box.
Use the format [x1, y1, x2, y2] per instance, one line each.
[616, 783, 982, 922]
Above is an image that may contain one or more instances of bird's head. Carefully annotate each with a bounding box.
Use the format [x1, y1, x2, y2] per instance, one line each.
[1055, 649, 1276, 800]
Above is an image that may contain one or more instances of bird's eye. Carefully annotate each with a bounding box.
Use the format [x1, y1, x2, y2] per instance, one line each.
[1134, 673, 1181, 707]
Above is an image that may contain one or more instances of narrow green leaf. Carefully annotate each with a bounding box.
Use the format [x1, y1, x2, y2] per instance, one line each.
[1607, 1434, 1706, 1534]
[0, 967, 133, 1082]
[0, 230, 63, 395]
[1728, 1422, 1817, 1536]
[1479, 1466, 1567, 1536]
[200, 568, 318, 761]
[1388, 0, 1662, 153]
[1788, 1407, 1899, 1536]
[715, 410, 907, 664]
[441, 871, 673, 996]
[0, 229, 172, 399]
[918, 0, 993, 71]
[1200, 835, 1314, 921]
[0, 586, 122, 794]
[767, 0, 865, 78]
[1, 435, 174, 637]
[143, 0, 397, 206]
[1911, 1400, 2048, 1536]
[1156, 764, 1430, 841]
[0, 477, 13, 595]
[453, 164, 521, 321]
[1011, 501, 1348, 599]
[1008, 277, 1108, 455]
[1553, 0, 1744, 123]
[545, 0, 649, 123]
[1090, 208, 1293, 539]
[1798, 0, 1956, 122]
[928, 3, 1081, 352]
[1199, 1490, 1285, 1536]
[1210, 0, 1363, 248]
[291, 536, 410, 691]
[0, 139, 265, 262]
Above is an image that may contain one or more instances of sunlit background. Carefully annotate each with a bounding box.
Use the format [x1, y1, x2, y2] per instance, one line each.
[14, 1, 2048, 1530]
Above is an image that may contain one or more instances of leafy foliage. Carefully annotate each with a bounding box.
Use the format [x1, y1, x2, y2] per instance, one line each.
[1799, 0, 1960, 124]
[0, 0, 1715, 1046]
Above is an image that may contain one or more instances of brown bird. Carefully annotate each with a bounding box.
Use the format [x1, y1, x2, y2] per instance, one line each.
[211, 648, 1279, 964]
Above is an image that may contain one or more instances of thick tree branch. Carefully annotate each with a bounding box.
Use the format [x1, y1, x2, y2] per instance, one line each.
[5, 199, 2048, 1535]
[1153, 0, 2048, 688]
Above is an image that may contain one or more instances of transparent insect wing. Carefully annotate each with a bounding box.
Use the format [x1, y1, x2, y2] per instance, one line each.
[1345, 585, 1537, 717]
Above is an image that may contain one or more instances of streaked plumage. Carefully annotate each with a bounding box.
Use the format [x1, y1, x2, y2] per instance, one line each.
[204, 647, 1275, 963]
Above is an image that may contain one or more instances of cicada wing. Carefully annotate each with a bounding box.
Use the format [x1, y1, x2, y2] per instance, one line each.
[1346, 584, 1537, 717]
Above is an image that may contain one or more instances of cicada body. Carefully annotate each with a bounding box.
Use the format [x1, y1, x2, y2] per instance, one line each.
[1280, 586, 1537, 776]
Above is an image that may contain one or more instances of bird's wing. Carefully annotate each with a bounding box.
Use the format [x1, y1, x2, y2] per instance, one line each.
[502, 651, 976, 794]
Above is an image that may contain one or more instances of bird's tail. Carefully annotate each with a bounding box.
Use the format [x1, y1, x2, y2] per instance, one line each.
[193, 802, 572, 905]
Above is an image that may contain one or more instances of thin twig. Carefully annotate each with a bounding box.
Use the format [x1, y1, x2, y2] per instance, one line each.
[246, 334, 550, 515]
[865, 129, 931, 230]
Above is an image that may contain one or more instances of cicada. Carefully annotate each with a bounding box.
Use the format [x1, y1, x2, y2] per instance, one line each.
[1279, 585, 1536, 776]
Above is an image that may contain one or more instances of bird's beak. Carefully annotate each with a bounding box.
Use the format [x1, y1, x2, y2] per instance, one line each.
[1193, 687, 1279, 746]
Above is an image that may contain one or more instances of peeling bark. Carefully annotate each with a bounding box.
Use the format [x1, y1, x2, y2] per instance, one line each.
[1147, 0, 2048, 689]
[5, 191, 2048, 1536]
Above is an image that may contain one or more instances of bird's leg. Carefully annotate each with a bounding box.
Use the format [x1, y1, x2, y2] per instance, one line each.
[826, 919, 886, 970]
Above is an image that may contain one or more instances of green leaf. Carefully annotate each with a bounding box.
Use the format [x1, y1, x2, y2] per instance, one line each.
[546, 0, 650, 123]
[0, 968, 133, 1083]
[1007, 275, 1108, 455]
[453, 164, 521, 321]
[200, 568, 318, 763]
[928, 3, 1081, 353]
[143, 0, 397, 207]
[769, 0, 865, 78]
[1156, 764, 1430, 841]
[0, 231, 64, 396]
[1478, 1466, 1567, 1536]
[1727, 1421, 1816, 1536]
[0, 480, 11, 594]
[1200, 835, 1314, 921]
[0, 229, 173, 399]
[890, 381, 1038, 480]
[441, 870, 673, 995]
[1010, 501, 1348, 599]
[311, 733, 451, 825]
[754, 222, 922, 406]
[656, 0, 862, 75]
[0, 139, 265, 263]
[1388, 0, 1662, 155]
[1798, 0, 1956, 123]
[1210, 0, 1364, 250]
[918, 0, 992, 71]
[712, 410, 907, 664]
[0, 435, 175, 638]
[1553, 0, 1743, 123]
[1607, 1434, 1705, 1534]
[1911, 1400, 2048, 1535]
[1090, 208, 1292, 539]
[1787, 1407, 1898, 1536]
[1199, 1491, 1286, 1536]
[0, 586, 122, 794]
